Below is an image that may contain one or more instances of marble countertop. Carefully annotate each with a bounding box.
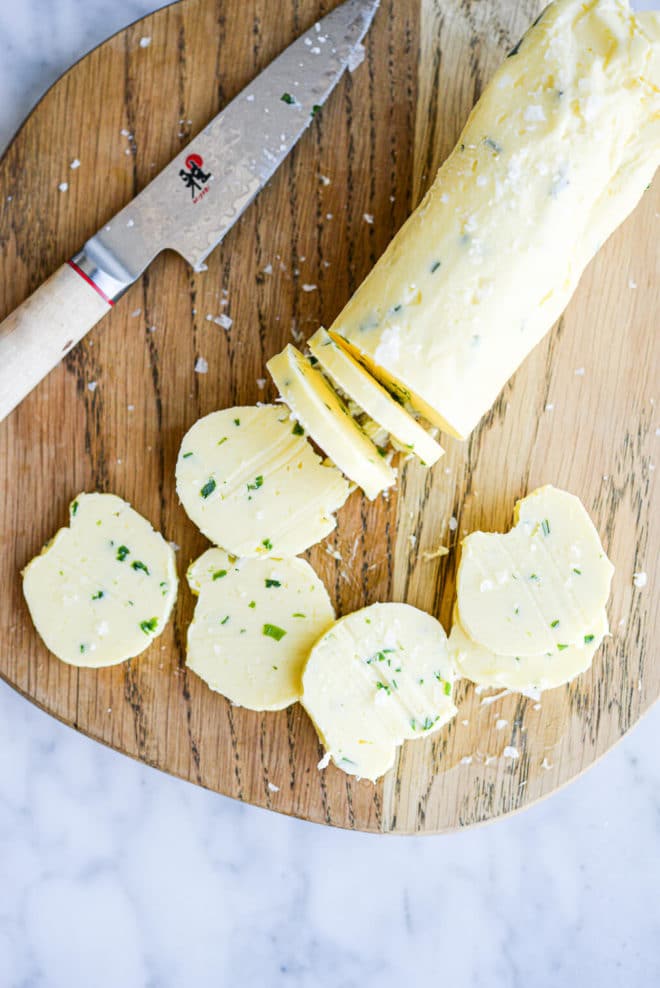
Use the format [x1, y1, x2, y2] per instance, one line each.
[1, 2, 659, 985]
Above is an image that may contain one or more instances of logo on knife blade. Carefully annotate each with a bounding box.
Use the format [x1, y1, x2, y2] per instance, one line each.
[179, 153, 212, 203]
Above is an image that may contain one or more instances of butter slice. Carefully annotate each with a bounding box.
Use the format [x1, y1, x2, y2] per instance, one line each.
[186, 549, 334, 710]
[267, 344, 395, 499]
[176, 405, 350, 557]
[456, 486, 614, 658]
[450, 606, 609, 692]
[22, 493, 178, 667]
[301, 602, 457, 781]
[308, 328, 444, 467]
[329, 0, 660, 438]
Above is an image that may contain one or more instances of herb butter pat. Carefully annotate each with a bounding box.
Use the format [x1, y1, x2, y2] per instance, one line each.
[186, 549, 334, 710]
[302, 602, 458, 781]
[176, 405, 350, 557]
[22, 493, 178, 667]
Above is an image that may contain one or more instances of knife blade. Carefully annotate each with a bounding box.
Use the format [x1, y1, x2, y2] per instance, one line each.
[0, 0, 379, 422]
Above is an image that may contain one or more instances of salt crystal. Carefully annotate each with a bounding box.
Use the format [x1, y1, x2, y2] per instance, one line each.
[256, 378, 266, 390]
[320, 174, 331, 186]
[633, 571, 647, 589]
[262, 263, 273, 275]
[195, 356, 208, 374]
[545, 402, 554, 411]
[267, 782, 280, 793]
[70, 159, 81, 170]
[215, 313, 233, 331]
[629, 279, 637, 289]
[448, 516, 458, 531]
[87, 381, 97, 392]
[302, 284, 317, 292]
[317, 752, 331, 770]
[503, 746, 519, 760]
[574, 367, 585, 376]
[363, 213, 374, 224]
[541, 757, 552, 770]
[460, 756, 473, 765]
[169, 541, 180, 553]
[139, 36, 152, 48]
[495, 719, 508, 731]
[127, 404, 135, 411]
[461, 719, 469, 726]
[58, 182, 68, 192]
[131, 308, 142, 318]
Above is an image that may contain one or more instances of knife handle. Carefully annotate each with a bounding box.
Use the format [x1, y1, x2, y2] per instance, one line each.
[0, 261, 114, 423]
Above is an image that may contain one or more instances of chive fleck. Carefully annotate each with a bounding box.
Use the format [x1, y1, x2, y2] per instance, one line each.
[91, 590, 104, 600]
[116, 545, 130, 562]
[262, 538, 273, 551]
[79, 643, 87, 654]
[248, 601, 256, 609]
[421, 717, 435, 731]
[573, 568, 582, 575]
[234, 418, 241, 426]
[247, 475, 264, 491]
[263, 623, 286, 641]
[444, 681, 452, 696]
[182, 451, 193, 458]
[541, 519, 550, 536]
[213, 569, 227, 580]
[200, 478, 216, 499]
[265, 579, 281, 588]
[430, 260, 441, 273]
[557, 643, 569, 651]
[311, 104, 321, 117]
[217, 437, 228, 446]
[280, 92, 295, 105]
[584, 634, 595, 644]
[131, 560, 149, 575]
[220, 615, 230, 625]
[530, 573, 540, 582]
[292, 421, 305, 436]
[550, 619, 560, 628]
[292, 612, 305, 618]
[71, 500, 79, 515]
[140, 617, 158, 635]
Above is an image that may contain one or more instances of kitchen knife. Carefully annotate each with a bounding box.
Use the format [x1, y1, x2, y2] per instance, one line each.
[0, 0, 379, 423]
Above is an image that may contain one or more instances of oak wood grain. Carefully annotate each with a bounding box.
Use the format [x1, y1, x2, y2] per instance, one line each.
[0, 0, 657, 833]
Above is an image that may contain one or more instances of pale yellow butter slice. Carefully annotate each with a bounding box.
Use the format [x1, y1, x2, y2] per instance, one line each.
[329, 0, 660, 438]
[457, 486, 614, 658]
[308, 328, 444, 467]
[450, 606, 609, 692]
[22, 493, 178, 667]
[176, 405, 350, 557]
[267, 344, 395, 500]
[301, 602, 457, 781]
[186, 549, 334, 711]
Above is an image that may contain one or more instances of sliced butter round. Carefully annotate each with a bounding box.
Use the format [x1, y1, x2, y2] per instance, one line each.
[186, 549, 334, 711]
[22, 493, 178, 668]
[267, 344, 395, 500]
[301, 602, 457, 781]
[308, 328, 444, 467]
[450, 606, 609, 692]
[457, 486, 614, 657]
[176, 405, 350, 557]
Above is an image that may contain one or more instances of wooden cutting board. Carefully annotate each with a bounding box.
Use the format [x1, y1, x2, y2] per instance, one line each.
[0, 0, 657, 834]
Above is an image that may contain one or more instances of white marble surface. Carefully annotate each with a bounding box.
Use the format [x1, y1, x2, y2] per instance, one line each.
[1, 2, 659, 986]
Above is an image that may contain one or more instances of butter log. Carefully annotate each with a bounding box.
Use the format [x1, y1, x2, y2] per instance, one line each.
[329, 0, 660, 438]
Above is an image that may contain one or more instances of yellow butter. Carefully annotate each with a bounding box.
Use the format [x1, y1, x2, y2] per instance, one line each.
[175, 405, 349, 557]
[450, 606, 609, 692]
[301, 602, 457, 781]
[267, 344, 395, 500]
[187, 548, 335, 711]
[308, 328, 444, 467]
[330, 0, 660, 438]
[456, 486, 614, 657]
[22, 493, 178, 667]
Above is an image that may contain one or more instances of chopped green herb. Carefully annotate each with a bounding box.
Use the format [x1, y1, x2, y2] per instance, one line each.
[265, 579, 281, 588]
[341, 757, 356, 766]
[140, 617, 158, 635]
[573, 568, 582, 575]
[79, 643, 88, 654]
[375, 681, 391, 694]
[213, 569, 227, 580]
[444, 681, 452, 696]
[116, 545, 130, 562]
[200, 478, 216, 499]
[377, 446, 388, 458]
[484, 136, 503, 155]
[584, 634, 595, 644]
[131, 560, 149, 575]
[262, 538, 273, 551]
[557, 643, 569, 651]
[292, 612, 305, 618]
[182, 451, 193, 458]
[292, 421, 305, 436]
[247, 475, 264, 491]
[91, 590, 104, 600]
[249, 601, 256, 609]
[392, 679, 399, 690]
[430, 260, 441, 273]
[280, 92, 295, 105]
[311, 104, 321, 117]
[541, 519, 551, 536]
[272, 665, 278, 670]
[234, 418, 241, 426]
[71, 500, 79, 516]
[217, 437, 228, 446]
[421, 717, 435, 731]
[263, 623, 286, 641]
[220, 615, 230, 625]
[530, 573, 540, 582]
[410, 718, 416, 731]
[159, 581, 168, 595]
[550, 619, 560, 628]
[309, 355, 319, 366]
